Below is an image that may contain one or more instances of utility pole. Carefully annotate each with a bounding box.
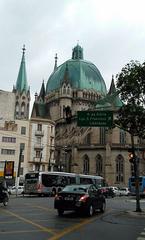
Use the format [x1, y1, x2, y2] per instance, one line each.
[16, 147, 23, 196]
[130, 134, 142, 212]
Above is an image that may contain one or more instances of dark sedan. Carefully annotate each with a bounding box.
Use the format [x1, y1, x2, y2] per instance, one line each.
[54, 184, 106, 217]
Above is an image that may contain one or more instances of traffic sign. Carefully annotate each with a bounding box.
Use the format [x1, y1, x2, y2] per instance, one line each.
[77, 111, 113, 127]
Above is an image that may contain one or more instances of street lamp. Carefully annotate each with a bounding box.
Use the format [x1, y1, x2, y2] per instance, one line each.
[16, 147, 23, 196]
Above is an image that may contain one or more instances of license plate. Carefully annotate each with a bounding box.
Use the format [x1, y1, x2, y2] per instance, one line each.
[65, 197, 73, 201]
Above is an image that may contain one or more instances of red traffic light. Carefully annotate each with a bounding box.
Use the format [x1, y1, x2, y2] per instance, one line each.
[128, 153, 134, 163]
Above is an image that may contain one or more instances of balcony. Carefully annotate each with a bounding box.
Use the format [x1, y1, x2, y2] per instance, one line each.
[35, 130, 44, 136]
[34, 143, 43, 150]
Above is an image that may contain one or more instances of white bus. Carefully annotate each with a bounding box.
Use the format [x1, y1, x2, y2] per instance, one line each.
[24, 171, 104, 196]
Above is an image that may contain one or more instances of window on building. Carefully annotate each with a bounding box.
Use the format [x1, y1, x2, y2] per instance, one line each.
[96, 154, 103, 176]
[21, 127, 26, 135]
[2, 137, 16, 143]
[120, 129, 126, 144]
[37, 124, 42, 131]
[116, 155, 124, 183]
[100, 127, 106, 144]
[63, 85, 66, 94]
[42, 165, 45, 171]
[1, 149, 15, 155]
[83, 133, 91, 144]
[83, 155, 89, 174]
[36, 150, 41, 158]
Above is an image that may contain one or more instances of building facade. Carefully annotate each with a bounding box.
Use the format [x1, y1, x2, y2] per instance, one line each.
[42, 44, 145, 186]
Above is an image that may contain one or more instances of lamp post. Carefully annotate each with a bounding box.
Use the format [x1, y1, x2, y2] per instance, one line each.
[16, 147, 23, 196]
[130, 133, 141, 212]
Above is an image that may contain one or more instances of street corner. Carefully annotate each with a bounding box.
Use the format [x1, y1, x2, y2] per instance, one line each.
[123, 209, 145, 218]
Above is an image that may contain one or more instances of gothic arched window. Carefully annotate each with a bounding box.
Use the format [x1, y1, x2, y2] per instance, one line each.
[96, 154, 103, 176]
[116, 154, 124, 183]
[83, 155, 90, 174]
[21, 102, 25, 116]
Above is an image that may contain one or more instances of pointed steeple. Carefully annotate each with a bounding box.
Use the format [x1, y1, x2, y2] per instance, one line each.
[38, 80, 46, 102]
[54, 53, 58, 71]
[108, 75, 116, 95]
[15, 45, 29, 93]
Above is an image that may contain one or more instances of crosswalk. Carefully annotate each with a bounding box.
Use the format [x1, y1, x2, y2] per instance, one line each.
[137, 228, 145, 240]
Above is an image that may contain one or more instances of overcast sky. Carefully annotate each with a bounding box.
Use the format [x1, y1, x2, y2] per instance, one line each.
[1, 0, 145, 107]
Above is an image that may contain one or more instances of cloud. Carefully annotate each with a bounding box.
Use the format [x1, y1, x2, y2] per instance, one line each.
[0, 0, 145, 109]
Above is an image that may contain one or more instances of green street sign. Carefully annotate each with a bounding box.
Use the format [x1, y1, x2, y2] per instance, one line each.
[77, 111, 113, 127]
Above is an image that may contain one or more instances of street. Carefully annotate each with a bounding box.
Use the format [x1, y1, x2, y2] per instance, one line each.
[0, 195, 145, 240]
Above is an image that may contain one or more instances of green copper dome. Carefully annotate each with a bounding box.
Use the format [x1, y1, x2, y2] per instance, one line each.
[46, 45, 107, 95]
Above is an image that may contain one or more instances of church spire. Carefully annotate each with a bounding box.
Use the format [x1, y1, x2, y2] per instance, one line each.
[54, 53, 58, 71]
[13, 45, 30, 120]
[15, 44, 29, 93]
[38, 80, 46, 102]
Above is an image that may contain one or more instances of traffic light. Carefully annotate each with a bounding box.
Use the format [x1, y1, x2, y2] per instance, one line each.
[128, 148, 135, 163]
[128, 152, 134, 163]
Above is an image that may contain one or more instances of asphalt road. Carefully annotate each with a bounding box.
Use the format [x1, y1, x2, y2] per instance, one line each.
[0, 195, 145, 240]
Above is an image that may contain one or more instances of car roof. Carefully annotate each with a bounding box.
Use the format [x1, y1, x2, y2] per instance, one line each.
[64, 184, 93, 188]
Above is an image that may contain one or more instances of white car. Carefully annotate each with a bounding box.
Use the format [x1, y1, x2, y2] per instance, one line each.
[118, 187, 130, 196]
[109, 186, 120, 196]
[9, 186, 24, 195]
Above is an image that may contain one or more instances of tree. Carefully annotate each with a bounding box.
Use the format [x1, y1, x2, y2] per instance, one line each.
[115, 60, 145, 212]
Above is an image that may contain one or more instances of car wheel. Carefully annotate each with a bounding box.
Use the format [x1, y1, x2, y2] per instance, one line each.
[3, 197, 9, 206]
[57, 209, 64, 216]
[100, 201, 106, 213]
[52, 189, 56, 196]
[87, 204, 94, 217]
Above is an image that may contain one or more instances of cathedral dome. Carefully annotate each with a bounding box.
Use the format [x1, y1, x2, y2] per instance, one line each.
[46, 44, 107, 95]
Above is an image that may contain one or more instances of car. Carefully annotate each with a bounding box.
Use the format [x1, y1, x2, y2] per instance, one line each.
[54, 184, 106, 217]
[118, 187, 130, 196]
[99, 187, 110, 198]
[108, 186, 120, 196]
[9, 186, 24, 195]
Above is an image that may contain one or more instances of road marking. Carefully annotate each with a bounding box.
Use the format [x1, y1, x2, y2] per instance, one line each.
[48, 209, 111, 240]
[1, 209, 56, 235]
[0, 229, 43, 234]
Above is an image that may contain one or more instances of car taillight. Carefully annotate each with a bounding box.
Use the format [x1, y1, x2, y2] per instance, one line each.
[79, 194, 89, 202]
[37, 183, 43, 191]
[55, 194, 62, 200]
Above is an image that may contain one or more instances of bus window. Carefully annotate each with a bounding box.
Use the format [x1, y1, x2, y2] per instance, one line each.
[80, 177, 92, 184]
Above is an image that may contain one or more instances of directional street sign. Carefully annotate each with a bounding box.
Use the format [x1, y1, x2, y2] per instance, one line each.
[77, 111, 113, 127]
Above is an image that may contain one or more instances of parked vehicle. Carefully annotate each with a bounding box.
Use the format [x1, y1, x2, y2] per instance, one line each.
[54, 184, 106, 217]
[99, 187, 109, 198]
[108, 186, 120, 196]
[118, 187, 130, 196]
[9, 186, 24, 195]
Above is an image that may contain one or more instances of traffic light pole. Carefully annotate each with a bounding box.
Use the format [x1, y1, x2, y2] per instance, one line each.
[131, 134, 142, 212]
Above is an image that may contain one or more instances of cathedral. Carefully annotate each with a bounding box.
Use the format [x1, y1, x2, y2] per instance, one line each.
[0, 44, 144, 187]
[31, 44, 145, 186]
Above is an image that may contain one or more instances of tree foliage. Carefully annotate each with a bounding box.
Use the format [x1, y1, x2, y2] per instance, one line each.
[115, 60, 145, 138]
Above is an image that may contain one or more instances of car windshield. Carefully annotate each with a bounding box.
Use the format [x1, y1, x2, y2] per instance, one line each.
[62, 185, 88, 193]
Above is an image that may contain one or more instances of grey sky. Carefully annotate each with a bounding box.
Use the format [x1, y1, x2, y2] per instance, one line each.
[1, 0, 145, 107]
